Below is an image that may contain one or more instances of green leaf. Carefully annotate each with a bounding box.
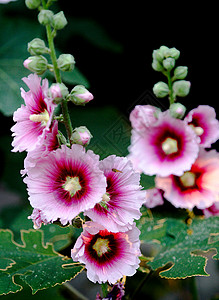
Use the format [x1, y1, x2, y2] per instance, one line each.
[60, 68, 90, 87]
[137, 208, 219, 279]
[0, 229, 84, 295]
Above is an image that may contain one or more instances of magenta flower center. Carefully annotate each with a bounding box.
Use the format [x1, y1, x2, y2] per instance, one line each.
[161, 137, 178, 155]
[180, 171, 196, 188]
[62, 176, 82, 196]
[29, 109, 49, 126]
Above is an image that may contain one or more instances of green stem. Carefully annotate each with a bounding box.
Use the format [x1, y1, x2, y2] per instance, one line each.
[42, 0, 73, 142]
[166, 71, 175, 105]
[101, 282, 108, 298]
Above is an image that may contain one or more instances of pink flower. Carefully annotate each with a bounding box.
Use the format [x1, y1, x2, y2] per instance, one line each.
[202, 202, 219, 218]
[155, 149, 219, 210]
[128, 112, 200, 176]
[21, 120, 60, 176]
[28, 208, 50, 229]
[23, 144, 107, 225]
[129, 105, 161, 131]
[144, 188, 164, 208]
[184, 105, 219, 148]
[71, 221, 140, 284]
[84, 155, 145, 232]
[11, 74, 56, 152]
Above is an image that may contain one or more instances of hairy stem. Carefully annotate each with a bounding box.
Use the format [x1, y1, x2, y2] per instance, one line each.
[166, 71, 175, 105]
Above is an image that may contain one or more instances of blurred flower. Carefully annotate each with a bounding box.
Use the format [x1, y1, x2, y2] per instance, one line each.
[202, 202, 219, 218]
[11, 74, 56, 152]
[184, 105, 219, 148]
[96, 282, 125, 300]
[156, 149, 219, 210]
[71, 221, 140, 284]
[128, 112, 200, 176]
[85, 155, 145, 232]
[23, 144, 107, 225]
[144, 188, 164, 208]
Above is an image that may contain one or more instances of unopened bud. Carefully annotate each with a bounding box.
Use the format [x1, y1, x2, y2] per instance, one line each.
[153, 81, 169, 98]
[71, 126, 92, 146]
[49, 83, 69, 102]
[69, 85, 93, 105]
[169, 103, 186, 119]
[173, 66, 188, 80]
[57, 54, 75, 72]
[28, 38, 48, 55]
[23, 55, 48, 75]
[52, 11, 68, 30]
[173, 80, 191, 97]
[165, 47, 180, 60]
[25, 0, 41, 9]
[38, 9, 54, 26]
[152, 59, 164, 72]
[163, 57, 175, 71]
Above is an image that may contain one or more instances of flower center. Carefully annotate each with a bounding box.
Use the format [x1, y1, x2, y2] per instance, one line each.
[29, 109, 50, 126]
[161, 137, 178, 155]
[92, 237, 110, 257]
[180, 171, 196, 187]
[99, 193, 110, 210]
[189, 124, 204, 136]
[62, 176, 82, 197]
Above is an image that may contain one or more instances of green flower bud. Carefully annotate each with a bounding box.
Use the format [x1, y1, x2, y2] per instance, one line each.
[153, 81, 169, 98]
[152, 59, 164, 72]
[28, 38, 48, 56]
[152, 49, 163, 62]
[173, 66, 188, 80]
[38, 10, 54, 26]
[69, 85, 94, 106]
[173, 80, 191, 97]
[163, 57, 175, 71]
[23, 55, 48, 75]
[169, 103, 186, 119]
[71, 126, 92, 146]
[25, 0, 41, 9]
[52, 11, 68, 30]
[159, 46, 169, 57]
[165, 47, 180, 60]
[57, 54, 75, 71]
[49, 83, 69, 103]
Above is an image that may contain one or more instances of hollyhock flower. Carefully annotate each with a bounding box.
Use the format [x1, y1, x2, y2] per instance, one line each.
[84, 155, 145, 232]
[71, 221, 141, 284]
[21, 120, 60, 176]
[96, 282, 125, 300]
[128, 112, 200, 176]
[129, 105, 161, 132]
[0, 0, 16, 3]
[144, 188, 164, 208]
[202, 202, 219, 218]
[11, 73, 56, 152]
[155, 149, 219, 210]
[28, 208, 50, 229]
[23, 144, 107, 225]
[184, 105, 219, 148]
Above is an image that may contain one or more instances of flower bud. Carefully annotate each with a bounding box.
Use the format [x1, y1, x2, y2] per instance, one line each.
[163, 57, 175, 71]
[173, 66, 188, 80]
[69, 85, 94, 105]
[57, 54, 75, 72]
[169, 103, 186, 119]
[52, 11, 68, 30]
[49, 83, 69, 102]
[165, 47, 180, 60]
[173, 80, 191, 97]
[23, 55, 48, 75]
[38, 9, 54, 26]
[153, 81, 169, 98]
[27, 38, 48, 56]
[71, 126, 92, 146]
[152, 59, 164, 72]
[25, 0, 41, 9]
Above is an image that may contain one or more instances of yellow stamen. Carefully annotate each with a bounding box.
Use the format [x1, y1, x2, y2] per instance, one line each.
[63, 176, 81, 196]
[189, 124, 204, 136]
[180, 171, 196, 187]
[29, 110, 50, 126]
[93, 238, 110, 257]
[161, 137, 178, 155]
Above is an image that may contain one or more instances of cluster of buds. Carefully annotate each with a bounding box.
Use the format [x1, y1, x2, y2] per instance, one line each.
[152, 45, 190, 106]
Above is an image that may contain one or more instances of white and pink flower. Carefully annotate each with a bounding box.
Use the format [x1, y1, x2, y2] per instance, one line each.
[155, 149, 219, 210]
[11, 74, 56, 152]
[128, 112, 200, 177]
[71, 221, 141, 284]
[23, 144, 107, 225]
[144, 188, 164, 208]
[28, 208, 50, 229]
[202, 202, 219, 218]
[84, 155, 145, 232]
[184, 105, 219, 148]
